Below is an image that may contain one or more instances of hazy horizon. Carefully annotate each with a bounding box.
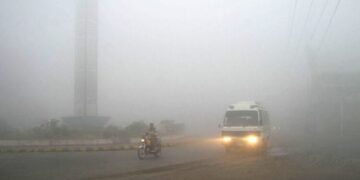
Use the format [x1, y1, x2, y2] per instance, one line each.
[1, 0, 359, 134]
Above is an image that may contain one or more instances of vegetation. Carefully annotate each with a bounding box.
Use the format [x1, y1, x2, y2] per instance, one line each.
[159, 120, 185, 135]
[30, 119, 69, 139]
[123, 121, 148, 137]
[0, 119, 185, 140]
[0, 119, 16, 139]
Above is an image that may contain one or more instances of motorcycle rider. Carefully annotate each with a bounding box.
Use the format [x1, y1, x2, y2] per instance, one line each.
[137, 123, 161, 159]
[145, 123, 158, 151]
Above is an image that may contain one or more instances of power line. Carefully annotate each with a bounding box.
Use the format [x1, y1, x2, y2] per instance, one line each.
[288, 0, 298, 45]
[295, 0, 314, 55]
[316, 0, 342, 53]
[309, 0, 329, 40]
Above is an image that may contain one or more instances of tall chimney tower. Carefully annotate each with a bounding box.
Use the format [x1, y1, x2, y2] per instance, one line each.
[63, 0, 108, 130]
[74, 0, 98, 116]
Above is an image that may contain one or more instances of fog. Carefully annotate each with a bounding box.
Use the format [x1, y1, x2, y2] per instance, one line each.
[1, 0, 359, 135]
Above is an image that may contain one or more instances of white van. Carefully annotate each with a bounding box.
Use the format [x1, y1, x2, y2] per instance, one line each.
[220, 101, 271, 152]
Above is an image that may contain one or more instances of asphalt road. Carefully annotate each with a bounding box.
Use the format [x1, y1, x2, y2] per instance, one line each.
[112, 151, 360, 180]
[2, 135, 360, 180]
[0, 142, 222, 180]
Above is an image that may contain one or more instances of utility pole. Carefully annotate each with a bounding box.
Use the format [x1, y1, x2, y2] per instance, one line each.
[340, 95, 345, 137]
[339, 96, 344, 136]
[306, 46, 318, 135]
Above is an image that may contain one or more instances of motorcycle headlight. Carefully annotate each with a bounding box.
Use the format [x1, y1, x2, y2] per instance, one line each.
[244, 135, 259, 145]
[222, 136, 232, 143]
[141, 139, 145, 142]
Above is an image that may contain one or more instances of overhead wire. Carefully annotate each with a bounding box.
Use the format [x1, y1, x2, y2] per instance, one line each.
[309, 0, 329, 40]
[287, 0, 298, 45]
[316, 0, 342, 53]
[294, 0, 315, 56]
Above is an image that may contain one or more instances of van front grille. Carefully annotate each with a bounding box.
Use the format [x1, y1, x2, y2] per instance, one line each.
[221, 131, 260, 137]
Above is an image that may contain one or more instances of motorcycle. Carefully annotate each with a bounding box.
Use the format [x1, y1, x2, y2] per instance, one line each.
[137, 135, 161, 160]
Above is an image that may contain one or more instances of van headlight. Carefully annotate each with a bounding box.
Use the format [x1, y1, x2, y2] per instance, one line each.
[222, 136, 232, 143]
[140, 139, 145, 142]
[244, 135, 259, 145]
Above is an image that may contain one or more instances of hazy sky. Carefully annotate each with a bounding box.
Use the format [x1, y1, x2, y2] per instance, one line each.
[1, 0, 359, 133]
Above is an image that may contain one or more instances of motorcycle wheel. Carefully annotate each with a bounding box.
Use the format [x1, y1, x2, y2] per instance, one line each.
[154, 151, 161, 158]
[137, 148, 146, 160]
[154, 145, 161, 158]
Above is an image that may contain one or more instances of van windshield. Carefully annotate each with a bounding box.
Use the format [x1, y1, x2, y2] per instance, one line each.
[225, 111, 259, 126]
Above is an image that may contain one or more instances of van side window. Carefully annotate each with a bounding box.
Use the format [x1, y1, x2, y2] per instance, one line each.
[259, 110, 263, 125]
[263, 111, 269, 125]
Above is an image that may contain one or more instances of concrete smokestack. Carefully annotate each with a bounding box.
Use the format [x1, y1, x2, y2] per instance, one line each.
[62, 0, 108, 130]
[74, 0, 98, 116]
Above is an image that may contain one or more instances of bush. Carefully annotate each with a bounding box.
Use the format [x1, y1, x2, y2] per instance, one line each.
[102, 124, 125, 138]
[159, 120, 185, 135]
[124, 121, 148, 137]
[0, 119, 16, 139]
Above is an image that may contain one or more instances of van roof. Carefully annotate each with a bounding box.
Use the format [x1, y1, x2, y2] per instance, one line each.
[227, 101, 265, 111]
